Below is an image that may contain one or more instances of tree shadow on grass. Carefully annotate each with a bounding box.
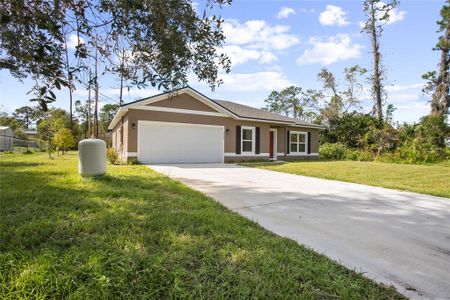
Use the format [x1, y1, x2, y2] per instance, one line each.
[0, 161, 44, 168]
[0, 160, 404, 299]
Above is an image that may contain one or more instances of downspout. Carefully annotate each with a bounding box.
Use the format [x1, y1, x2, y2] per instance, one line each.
[284, 125, 287, 161]
[120, 116, 124, 160]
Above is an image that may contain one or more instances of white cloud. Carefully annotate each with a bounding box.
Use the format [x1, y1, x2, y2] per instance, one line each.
[191, 1, 199, 11]
[389, 93, 420, 103]
[220, 45, 277, 66]
[277, 7, 295, 19]
[222, 19, 300, 50]
[376, 2, 406, 24]
[259, 52, 278, 64]
[386, 8, 406, 24]
[296, 34, 363, 65]
[319, 5, 350, 27]
[218, 71, 293, 92]
[74, 86, 158, 102]
[66, 34, 85, 50]
[358, 5, 406, 29]
[385, 83, 423, 92]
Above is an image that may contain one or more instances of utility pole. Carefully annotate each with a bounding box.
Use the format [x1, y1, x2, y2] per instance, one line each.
[87, 69, 92, 138]
[119, 49, 125, 105]
[94, 40, 99, 139]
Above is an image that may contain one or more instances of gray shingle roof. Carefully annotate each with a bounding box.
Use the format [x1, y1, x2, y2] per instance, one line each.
[212, 99, 321, 127]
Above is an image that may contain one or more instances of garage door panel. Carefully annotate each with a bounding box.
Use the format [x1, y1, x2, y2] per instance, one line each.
[138, 121, 224, 164]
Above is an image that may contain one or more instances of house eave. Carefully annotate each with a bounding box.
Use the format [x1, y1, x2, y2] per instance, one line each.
[107, 86, 325, 130]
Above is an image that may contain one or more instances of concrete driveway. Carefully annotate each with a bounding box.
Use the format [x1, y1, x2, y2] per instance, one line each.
[149, 163, 450, 299]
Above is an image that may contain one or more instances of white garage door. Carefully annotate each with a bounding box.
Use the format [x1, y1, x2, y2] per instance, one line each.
[138, 121, 224, 164]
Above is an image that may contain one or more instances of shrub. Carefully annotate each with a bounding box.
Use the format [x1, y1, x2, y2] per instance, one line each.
[396, 139, 445, 163]
[127, 157, 139, 165]
[344, 149, 373, 161]
[444, 147, 450, 160]
[107, 148, 121, 165]
[319, 143, 348, 160]
[344, 149, 358, 161]
[321, 112, 379, 148]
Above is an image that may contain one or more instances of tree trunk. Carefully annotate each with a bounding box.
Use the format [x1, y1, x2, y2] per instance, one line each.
[369, 2, 383, 122]
[94, 45, 99, 139]
[431, 26, 450, 115]
[64, 35, 74, 131]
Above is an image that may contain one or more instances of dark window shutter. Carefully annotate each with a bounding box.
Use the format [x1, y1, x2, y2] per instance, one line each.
[236, 125, 241, 154]
[307, 132, 311, 154]
[286, 130, 290, 154]
[255, 127, 260, 154]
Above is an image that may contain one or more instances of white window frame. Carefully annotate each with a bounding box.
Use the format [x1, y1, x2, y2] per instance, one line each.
[289, 131, 307, 154]
[241, 126, 255, 154]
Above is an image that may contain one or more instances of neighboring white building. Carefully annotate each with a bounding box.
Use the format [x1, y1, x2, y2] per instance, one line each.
[0, 126, 14, 151]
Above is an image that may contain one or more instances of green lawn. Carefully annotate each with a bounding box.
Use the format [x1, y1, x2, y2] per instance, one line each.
[0, 152, 403, 299]
[243, 160, 450, 198]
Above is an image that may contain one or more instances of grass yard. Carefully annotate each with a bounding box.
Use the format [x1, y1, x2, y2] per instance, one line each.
[0, 152, 403, 299]
[242, 160, 450, 198]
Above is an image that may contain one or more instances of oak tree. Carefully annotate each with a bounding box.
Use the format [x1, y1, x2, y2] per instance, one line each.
[0, 0, 232, 110]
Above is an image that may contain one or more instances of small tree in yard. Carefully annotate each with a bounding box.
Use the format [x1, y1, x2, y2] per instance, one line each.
[54, 128, 75, 154]
[38, 119, 56, 158]
[37, 113, 65, 158]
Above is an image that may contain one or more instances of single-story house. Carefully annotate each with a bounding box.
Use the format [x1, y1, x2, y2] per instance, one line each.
[24, 129, 38, 139]
[108, 86, 323, 163]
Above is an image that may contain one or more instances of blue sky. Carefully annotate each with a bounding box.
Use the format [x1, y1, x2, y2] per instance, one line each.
[0, 0, 445, 124]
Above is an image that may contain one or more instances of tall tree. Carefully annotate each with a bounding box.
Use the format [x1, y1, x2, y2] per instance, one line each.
[342, 65, 367, 112]
[423, 3, 450, 115]
[63, 33, 74, 130]
[316, 66, 366, 124]
[264, 86, 320, 121]
[12, 106, 35, 129]
[264, 91, 284, 115]
[362, 0, 399, 123]
[0, 0, 232, 110]
[99, 104, 119, 133]
[74, 100, 90, 138]
[317, 68, 343, 122]
[281, 86, 303, 119]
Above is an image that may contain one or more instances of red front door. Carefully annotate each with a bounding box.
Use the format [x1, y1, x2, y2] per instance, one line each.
[269, 131, 274, 159]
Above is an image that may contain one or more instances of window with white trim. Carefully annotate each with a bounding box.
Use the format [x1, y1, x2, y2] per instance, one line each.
[290, 131, 307, 154]
[241, 126, 255, 153]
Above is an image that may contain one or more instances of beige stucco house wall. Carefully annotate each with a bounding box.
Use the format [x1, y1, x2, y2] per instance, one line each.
[109, 87, 322, 163]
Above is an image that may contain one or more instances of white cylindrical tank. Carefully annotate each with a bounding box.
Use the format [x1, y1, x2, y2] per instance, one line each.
[78, 139, 106, 176]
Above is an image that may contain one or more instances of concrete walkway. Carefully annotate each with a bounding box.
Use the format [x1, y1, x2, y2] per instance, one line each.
[148, 163, 450, 299]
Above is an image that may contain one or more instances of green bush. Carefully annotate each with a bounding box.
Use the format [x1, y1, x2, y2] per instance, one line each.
[319, 143, 348, 160]
[107, 148, 121, 165]
[344, 149, 358, 161]
[343, 149, 373, 161]
[444, 147, 450, 160]
[127, 157, 140, 165]
[321, 112, 379, 148]
[396, 139, 445, 163]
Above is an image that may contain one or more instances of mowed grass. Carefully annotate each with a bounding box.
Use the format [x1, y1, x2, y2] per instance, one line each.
[0, 152, 404, 299]
[243, 160, 450, 198]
